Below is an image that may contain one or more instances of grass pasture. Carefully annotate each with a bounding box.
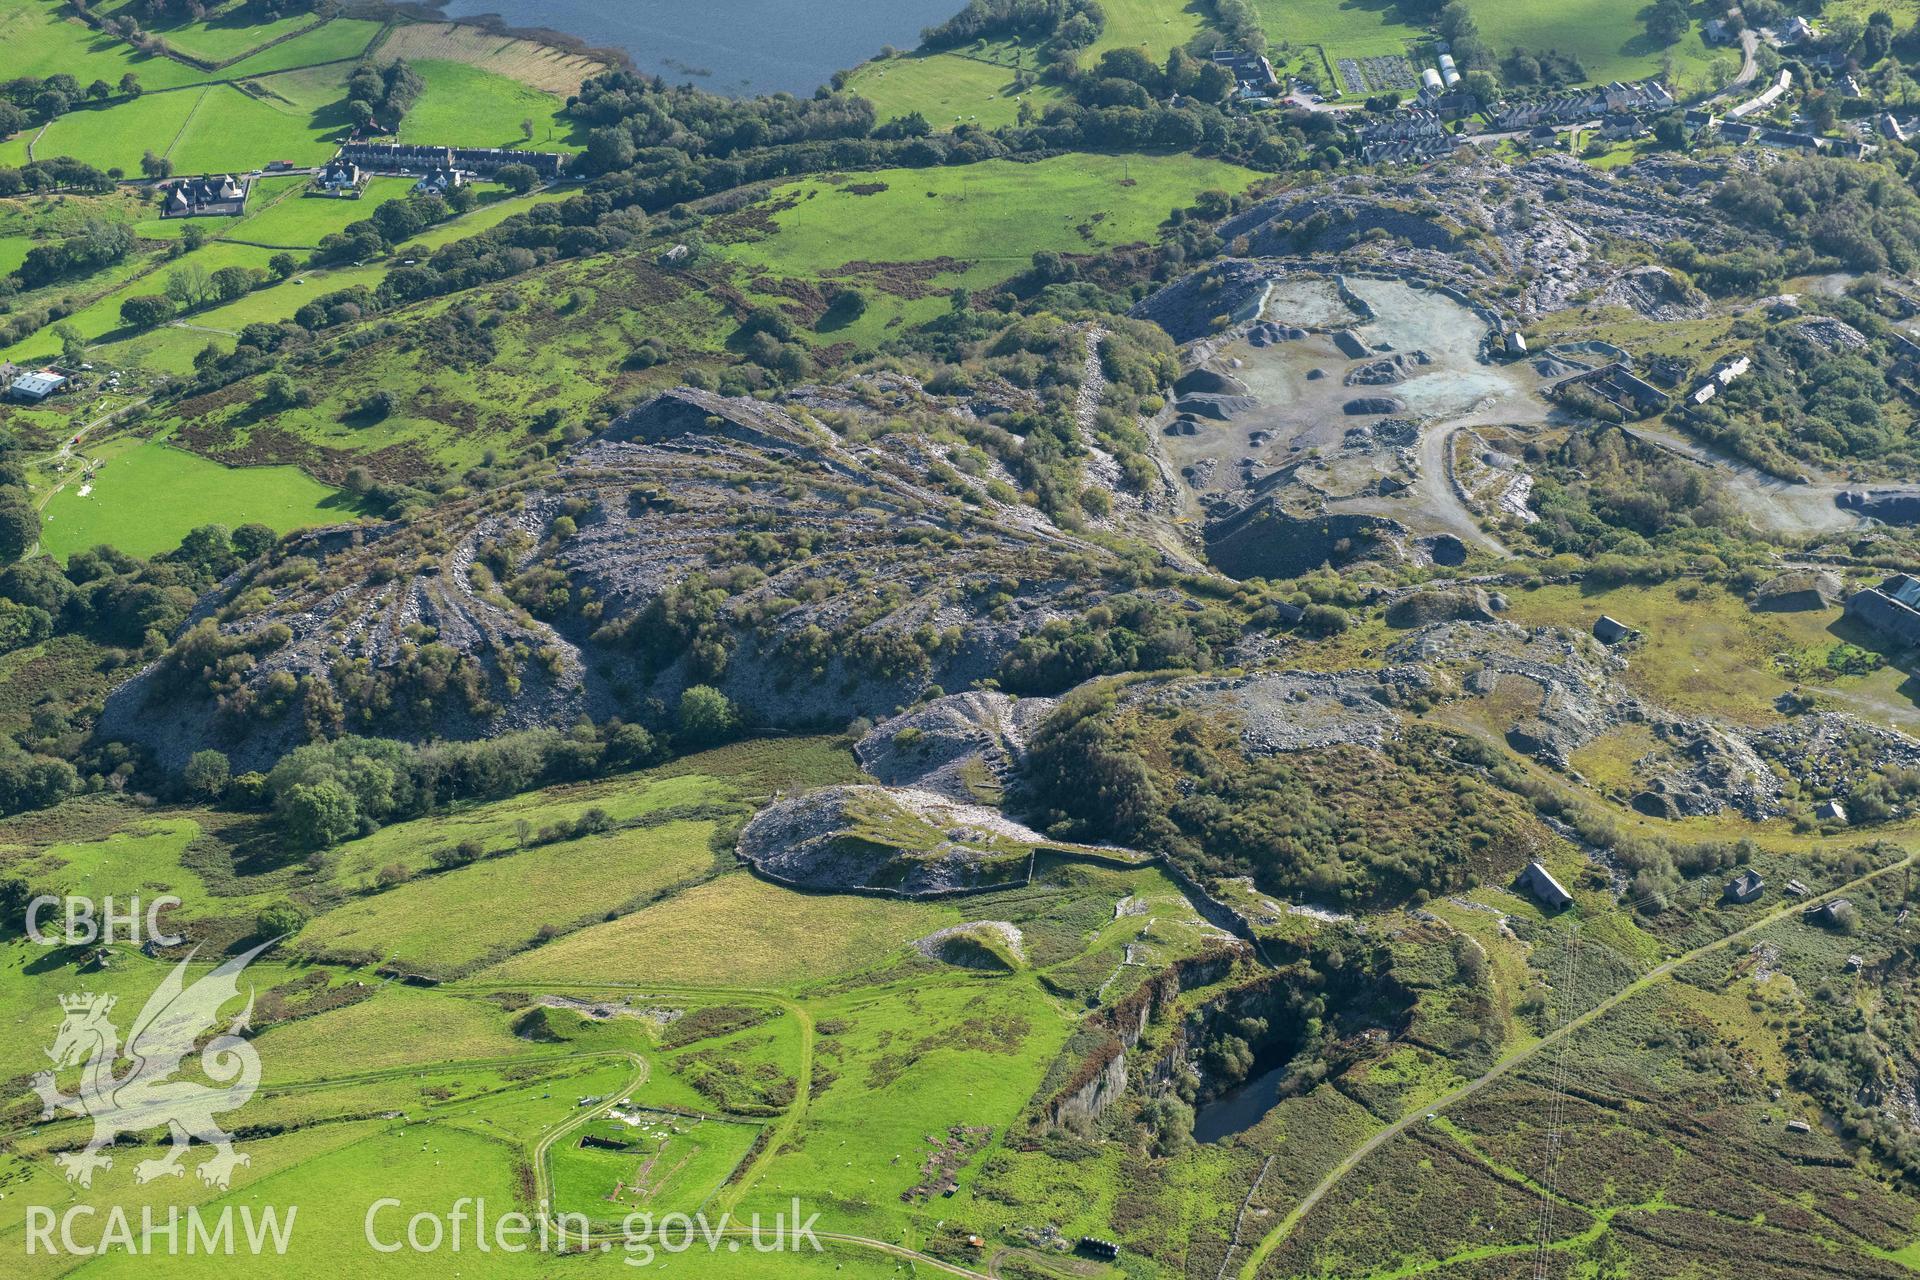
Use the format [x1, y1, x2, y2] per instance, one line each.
[15, 87, 206, 175]
[296, 818, 726, 976]
[552, 1111, 764, 1220]
[845, 42, 1059, 130]
[217, 15, 383, 77]
[725, 152, 1259, 345]
[0, 0, 211, 92]
[40, 439, 353, 559]
[169, 82, 345, 172]
[398, 60, 581, 153]
[484, 871, 955, 989]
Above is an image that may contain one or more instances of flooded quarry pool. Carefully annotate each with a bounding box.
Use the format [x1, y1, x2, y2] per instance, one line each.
[1166, 275, 1554, 576]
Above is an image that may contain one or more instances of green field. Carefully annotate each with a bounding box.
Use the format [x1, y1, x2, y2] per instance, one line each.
[724, 152, 1258, 343]
[845, 43, 1060, 129]
[223, 176, 415, 248]
[170, 82, 345, 172]
[219, 16, 384, 77]
[1256, 0, 1724, 91]
[845, 0, 1201, 129]
[40, 440, 353, 559]
[398, 59, 582, 152]
[485, 871, 957, 988]
[296, 818, 725, 976]
[133, 5, 322, 63]
[0, 0, 212, 92]
[17, 87, 207, 176]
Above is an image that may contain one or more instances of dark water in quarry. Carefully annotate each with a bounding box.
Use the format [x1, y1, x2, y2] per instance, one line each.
[1192, 1061, 1290, 1143]
[436, 0, 965, 96]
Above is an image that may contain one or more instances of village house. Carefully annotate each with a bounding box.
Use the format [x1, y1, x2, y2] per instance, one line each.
[317, 159, 364, 195]
[1724, 869, 1764, 904]
[1209, 47, 1277, 100]
[412, 167, 469, 196]
[161, 174, 249, 218]
[336, 142, 568, 181]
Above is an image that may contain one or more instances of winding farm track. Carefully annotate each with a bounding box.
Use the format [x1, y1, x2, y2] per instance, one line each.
[1236, 851, 1916, 1279]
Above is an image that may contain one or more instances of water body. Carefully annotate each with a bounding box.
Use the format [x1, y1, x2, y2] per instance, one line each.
[1191, 1062, 1289, 1144]
[435, 0, 965, 97]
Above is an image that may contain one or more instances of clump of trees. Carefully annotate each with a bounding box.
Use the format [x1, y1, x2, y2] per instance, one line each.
[345, 58, 423, 133]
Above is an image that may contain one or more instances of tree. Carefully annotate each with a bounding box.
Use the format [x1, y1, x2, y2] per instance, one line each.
[675, 684, 739, 747]
[495, 162, 538, 194]
[118, 73, 142, 99]
[232, 522, 275, 561]
[54, 323, 86, 366]
[86, 80, 111, 102]
[257, 373, 299, 410]
[0, 496, 38, 565]
[256, 901, 307, 939]
[520, 116, 534, 141]
[268, 251, 297, 279]
[1652, 111, 1689, 149]
[119, 293, 174, 329]
[429, 838, 483, 869]
[1646, 0, 1689, 46]
[183, 749, 231, 800]
[165, 263, 209, 307]
[208, 264, 256, 303]
[280, 780, 358, 849]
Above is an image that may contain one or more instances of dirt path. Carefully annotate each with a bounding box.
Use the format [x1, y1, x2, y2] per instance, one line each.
[1621, 422, 1873, 536]
[1236, 850, 1915, 1278]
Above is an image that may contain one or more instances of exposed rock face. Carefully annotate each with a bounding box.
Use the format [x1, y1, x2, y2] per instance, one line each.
[1386, 586, 1497, 628]
[736, 784, 1039, 896]
[1344, 396, 1406, 416]
[856, 691, 1055, 803]
[1598, 265, 1708, 321]
[1344, 352, 1431, 386]
[99, 387, 1135, 770]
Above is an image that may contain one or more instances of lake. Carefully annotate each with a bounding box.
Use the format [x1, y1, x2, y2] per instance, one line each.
[1191, 1061, 1289, 1144]
[434, 0, 965, 97]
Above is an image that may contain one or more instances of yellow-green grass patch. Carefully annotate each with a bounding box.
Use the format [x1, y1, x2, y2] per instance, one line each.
[297, 818, 724, 976]
[373, 20, 611, 97]
[483, 872, 957, 990]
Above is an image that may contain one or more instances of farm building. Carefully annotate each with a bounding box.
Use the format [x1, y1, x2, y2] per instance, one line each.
[161, 174, 249, 218]
[1520, 861, 1573, 910]
[1844, 575, 1920, 648]
[1723, 869, 1764, 904]
[1805, 898, 1853, 928]
[1592, 615, 1630, 644]
[1552, 361, 1668, 417]
[8, 369, 69, 402]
